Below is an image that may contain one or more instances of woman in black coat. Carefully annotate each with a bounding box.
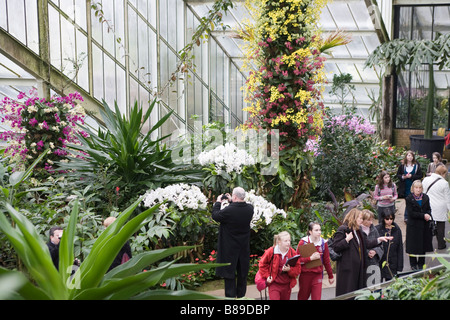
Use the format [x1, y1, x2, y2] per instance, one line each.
[333, 208, 391, 296]
[405, 180, 433, 270]
[375, 212, 403, 281]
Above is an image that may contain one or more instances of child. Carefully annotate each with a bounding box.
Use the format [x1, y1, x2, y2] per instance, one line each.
[296, 222, 334, 300]
[258, 231, 301, 300]
[373, 170, 398, 223]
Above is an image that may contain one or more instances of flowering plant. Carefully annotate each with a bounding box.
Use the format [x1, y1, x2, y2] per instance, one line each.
[0, 89, 87, 174]
[245, 189, 287, 229]
[198, 142, 256, 174]
[328, 114, 376, 135]
[240, 0, 349, 149]
[141, 183, 211, 248]
[237, 0, 350, 208]
[198, 143, 258, 198]
[220, 189, 286, 230]
[142, 183, 208, 213]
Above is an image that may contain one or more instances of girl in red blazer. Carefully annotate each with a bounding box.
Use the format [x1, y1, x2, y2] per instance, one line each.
[296, 222, 334, 300]
[258, 231, 301, 300]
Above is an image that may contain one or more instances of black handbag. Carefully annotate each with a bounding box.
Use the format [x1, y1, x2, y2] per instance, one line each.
[429, 216, 438, 236]
[327, 232, 342, 261]
[425, 177, 440, 237]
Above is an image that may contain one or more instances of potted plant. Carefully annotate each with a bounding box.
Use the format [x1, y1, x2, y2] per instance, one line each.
[366, 33, 450, 160]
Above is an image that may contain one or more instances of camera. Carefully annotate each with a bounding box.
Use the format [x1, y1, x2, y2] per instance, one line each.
[222, 194, 229, 201]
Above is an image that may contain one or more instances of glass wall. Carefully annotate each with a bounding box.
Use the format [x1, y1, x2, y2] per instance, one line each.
[394, 5, 450, 130]
[0, 0, 247, 137]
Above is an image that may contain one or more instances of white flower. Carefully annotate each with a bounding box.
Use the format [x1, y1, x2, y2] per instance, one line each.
[244, 190, 286, 229]
[198, 143, 255, 174]
[142, 183, 208, 214]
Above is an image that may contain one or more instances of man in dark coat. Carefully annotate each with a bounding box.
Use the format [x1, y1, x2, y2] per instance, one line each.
[212, 187, 254, 298]
[47, 226, 63, 270]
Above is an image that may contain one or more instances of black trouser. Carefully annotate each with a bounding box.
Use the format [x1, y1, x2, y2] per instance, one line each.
[224, 260, 248, 298]
[409, 256, 425, 270]
[436, 221, 446, 249]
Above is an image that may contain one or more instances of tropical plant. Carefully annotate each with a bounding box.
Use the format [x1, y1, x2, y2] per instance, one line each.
[141, 183, 212, 261]
[198, 142, 259, 197]
[0, 90, 86, 176]
[62, 98, 202, 209]
[313, 110, 376, 200]
[0, 196, 224, 300]
[365, 33, 450, 139]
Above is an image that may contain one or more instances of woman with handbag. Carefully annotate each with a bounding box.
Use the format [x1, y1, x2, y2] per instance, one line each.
[422, 165, 450, 250]
[258, 231, 301, 300]
[405, 180, 433, 270]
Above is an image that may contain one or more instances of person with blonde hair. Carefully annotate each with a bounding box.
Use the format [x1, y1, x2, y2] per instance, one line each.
[331, 208, 392, 296]
[422, 165, 450, 250]
[405, 180, 433, 270]
[360, 210, 383, 286]
[258, 231, 301, 300]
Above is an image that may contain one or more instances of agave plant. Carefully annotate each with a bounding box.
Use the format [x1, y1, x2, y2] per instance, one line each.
[0, 195, 224, 300]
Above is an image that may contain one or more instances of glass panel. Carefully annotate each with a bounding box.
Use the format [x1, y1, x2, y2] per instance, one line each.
[74, 0, 86, 30]
[116, 64, 126, 110]
[104, 53, 116, 107]
[92, 44, 104, 100]
[0, 0, 7, 30]
[328, 2, 357, 30]
[348, 1, 373, 30]
[346, 36, 367, 58]
[128, 6, 138, 77]
[434, 6, 450, 35]
[25, 0, 39, 53]
[60, 16, 76, 78]
[7, 0, 26, 44]
[48, 5, 62, 70]
[412, 6, 433, 40]
[76, 30, 89, 90]
[59, 0, 75, 20]
[102, 0, 115, 56]
[114, 1, 125, 65]
[160, 104, 181, 140]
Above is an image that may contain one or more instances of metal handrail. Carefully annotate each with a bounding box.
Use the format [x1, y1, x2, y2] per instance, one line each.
[332, 264, 445, 300]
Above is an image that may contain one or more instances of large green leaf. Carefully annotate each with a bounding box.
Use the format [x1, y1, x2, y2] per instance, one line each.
[70, 197, 162, 295]
[1, 203, 67, 299]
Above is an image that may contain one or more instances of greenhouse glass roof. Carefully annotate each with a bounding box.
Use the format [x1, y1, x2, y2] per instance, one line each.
[187, 0, 387, 118]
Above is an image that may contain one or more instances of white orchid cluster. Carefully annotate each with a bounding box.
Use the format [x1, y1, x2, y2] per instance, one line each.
[198, 142, 256, 174]
[245, 190, 287, 229]
[142, 183, 208, 214]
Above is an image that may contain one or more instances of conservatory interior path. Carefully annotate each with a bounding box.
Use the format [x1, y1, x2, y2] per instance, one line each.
[206, 196, 450, 300]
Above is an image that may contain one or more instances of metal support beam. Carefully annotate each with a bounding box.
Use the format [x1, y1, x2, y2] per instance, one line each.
[0, 27, 103, 116]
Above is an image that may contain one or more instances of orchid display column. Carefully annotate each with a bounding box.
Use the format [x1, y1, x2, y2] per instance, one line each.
[240, 0, 347, 208]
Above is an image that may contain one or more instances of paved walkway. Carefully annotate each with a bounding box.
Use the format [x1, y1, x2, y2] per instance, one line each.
[205, 198, 449, 300]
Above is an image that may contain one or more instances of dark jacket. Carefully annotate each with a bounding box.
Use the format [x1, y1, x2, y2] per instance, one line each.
[333, 224, 379, 296]
[396, 163, 422, 198]
[212, 201, 254, 279]
[375, 222, 403, 279]
[405, 193, 433, 254]
[108, 241, 132, 272]
[47, 241, 59, 270]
